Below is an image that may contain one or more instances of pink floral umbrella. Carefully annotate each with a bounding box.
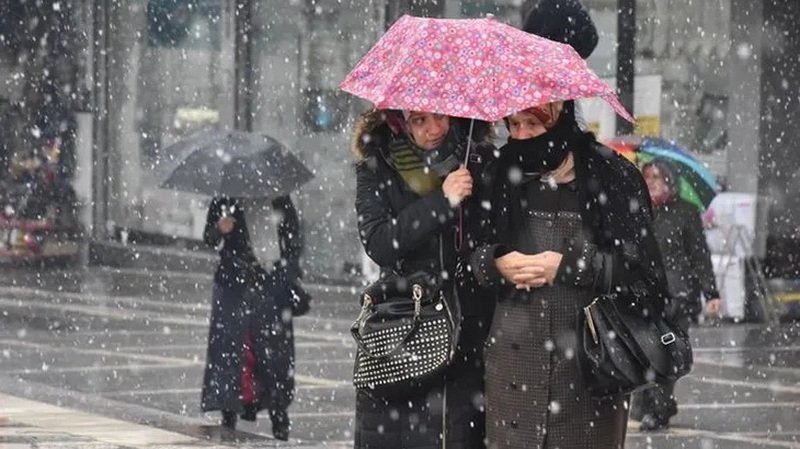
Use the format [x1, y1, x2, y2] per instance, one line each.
[340, 14, 633, 123]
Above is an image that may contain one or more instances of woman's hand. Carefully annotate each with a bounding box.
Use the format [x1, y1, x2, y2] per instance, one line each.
[442, 166, 473, 207]
[495, 250, 563, 289]
[512, 251, 563, 289]
[705, 298, 722, 317]
[218, 217, 236, 234]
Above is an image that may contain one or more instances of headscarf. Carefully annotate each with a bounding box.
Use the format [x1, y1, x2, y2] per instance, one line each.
[642, 158, 680, 206]
[501, 101, 583, 175]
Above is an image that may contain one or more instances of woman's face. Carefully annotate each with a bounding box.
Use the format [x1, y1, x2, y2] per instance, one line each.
[506, 102, 562, 140]
[643, 165, 670, 201]
[405, 112, 449, 150]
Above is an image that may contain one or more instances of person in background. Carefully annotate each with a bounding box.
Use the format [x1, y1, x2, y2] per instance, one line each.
[632, 158, 722, 431]
[200, 195, 303, 440]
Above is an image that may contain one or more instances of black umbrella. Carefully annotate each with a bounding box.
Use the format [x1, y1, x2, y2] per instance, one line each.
[159, 130, 313, 198]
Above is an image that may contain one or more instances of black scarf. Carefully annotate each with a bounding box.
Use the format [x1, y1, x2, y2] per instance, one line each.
[501, 101, 582, 176]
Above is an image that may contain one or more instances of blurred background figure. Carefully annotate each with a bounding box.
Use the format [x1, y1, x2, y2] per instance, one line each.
[633, 158, 722, 431]
[200, 195, 303, 440]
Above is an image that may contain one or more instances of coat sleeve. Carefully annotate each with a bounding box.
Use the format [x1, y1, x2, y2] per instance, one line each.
[273, 195, 304, 281]
[557, 164, 668, 306]
[684, 205, 720, 299]
[468, 155, 513, 287]
[599, 173, 670, 305]
[355, 159, 454, 267]
[203, 197, 224, 249]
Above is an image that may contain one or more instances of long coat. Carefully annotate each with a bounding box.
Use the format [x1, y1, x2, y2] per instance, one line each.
[200, 196, 302, 416]
[470, 135, 670, 449]
[352, 111, 495, 449]
[651, 197, 719, 318]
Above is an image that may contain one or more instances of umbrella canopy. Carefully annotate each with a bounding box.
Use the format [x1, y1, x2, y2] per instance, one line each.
[159, 131, 313, 199]
[605, 135, 718, 210]
[604, 135, 639, 162]
[340, 14, 632, 123]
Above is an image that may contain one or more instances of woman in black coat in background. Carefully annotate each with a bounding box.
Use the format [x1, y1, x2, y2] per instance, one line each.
[200, 195, 303, 440]
[632, 158, 721, 431]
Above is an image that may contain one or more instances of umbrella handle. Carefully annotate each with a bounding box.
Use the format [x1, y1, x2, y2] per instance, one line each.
[463, 118, 475, 166]
[455, 118, 476, 252]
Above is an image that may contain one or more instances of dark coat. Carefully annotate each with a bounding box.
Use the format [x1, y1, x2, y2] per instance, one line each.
[470, 135, 670, 449]
[472, 137, 669, 309]
[352, 111, 495, 449]
[652, 197, 719, 317]
[523, 0, 599, 59]
[200, 196, 302, 416]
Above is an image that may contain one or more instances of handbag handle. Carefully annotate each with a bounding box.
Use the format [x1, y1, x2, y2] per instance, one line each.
[351, 284, 425, 359]
[584, 252, 615, 345]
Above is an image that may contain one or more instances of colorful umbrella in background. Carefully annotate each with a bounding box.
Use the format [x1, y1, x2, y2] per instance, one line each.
[606, 136, 718, 210]
[604, 135, 639, 163]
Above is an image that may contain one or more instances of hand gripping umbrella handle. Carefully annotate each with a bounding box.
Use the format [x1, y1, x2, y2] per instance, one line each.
[455, 119, 476, 252]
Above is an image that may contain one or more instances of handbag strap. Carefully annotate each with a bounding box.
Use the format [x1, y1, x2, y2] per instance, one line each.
[351, 287, 424, 359]
[590, 252, 614, 297]
[603, 252, 613, 295]
[352, 233, 448, 358]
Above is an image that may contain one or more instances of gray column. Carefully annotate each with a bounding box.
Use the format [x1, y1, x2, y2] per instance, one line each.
[92, 0, 110, 240]
[726, 0, 762, 194]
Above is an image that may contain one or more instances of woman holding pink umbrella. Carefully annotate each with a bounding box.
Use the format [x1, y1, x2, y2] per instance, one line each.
[351, 109, 496, 449]
[470, 101, 670, 449]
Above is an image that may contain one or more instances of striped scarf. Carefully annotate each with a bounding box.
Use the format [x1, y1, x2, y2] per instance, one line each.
[388, 139, 442, 195]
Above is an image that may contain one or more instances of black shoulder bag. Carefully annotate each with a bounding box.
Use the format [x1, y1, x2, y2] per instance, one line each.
[577, 261, 693, 397]
[351, 236, 460, 398]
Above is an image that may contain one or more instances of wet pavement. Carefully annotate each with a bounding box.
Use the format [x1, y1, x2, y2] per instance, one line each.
[0, 264, 798, 448]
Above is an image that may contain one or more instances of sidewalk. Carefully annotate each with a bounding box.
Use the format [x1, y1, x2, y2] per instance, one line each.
[0, 393, 344, 449]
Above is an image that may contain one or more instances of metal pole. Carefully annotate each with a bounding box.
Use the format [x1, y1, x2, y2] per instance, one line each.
[92, 0, 110, 240]
[616, 0, 635, 135]
[234, 0, 254, 132]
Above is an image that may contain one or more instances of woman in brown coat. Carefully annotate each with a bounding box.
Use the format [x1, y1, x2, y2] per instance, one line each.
[471, 101, 669, 449]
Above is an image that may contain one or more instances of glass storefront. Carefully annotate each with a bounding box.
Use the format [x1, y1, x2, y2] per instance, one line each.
[105, 1, 235, 239]
[95, 0, 797, 279]
[102, 0, 384, 277]
[246, 0, 385, 277]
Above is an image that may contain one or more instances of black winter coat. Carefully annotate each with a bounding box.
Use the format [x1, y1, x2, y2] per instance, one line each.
[200, 196, 302, 416]
[652, 197, 719, 316]
[203, 196, 303, 288]
[471, 136, 670, 314]
[352, 111, 494, 449]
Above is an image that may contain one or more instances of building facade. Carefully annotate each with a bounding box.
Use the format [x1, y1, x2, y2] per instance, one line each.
[1, 0, 796, 279]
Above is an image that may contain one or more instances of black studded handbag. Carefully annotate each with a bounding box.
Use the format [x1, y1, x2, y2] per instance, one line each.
[351, 239, 460, 397]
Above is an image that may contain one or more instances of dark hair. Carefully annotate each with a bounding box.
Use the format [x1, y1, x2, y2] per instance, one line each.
[641, 158, 680, 194]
